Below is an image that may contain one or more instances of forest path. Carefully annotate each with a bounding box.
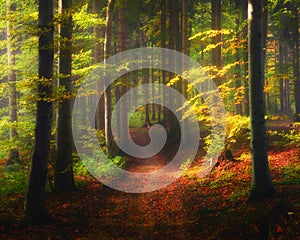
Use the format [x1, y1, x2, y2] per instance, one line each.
[125, 127, 178, 173]
[1, 121, 299, 239]
[52, 126, 197, 239]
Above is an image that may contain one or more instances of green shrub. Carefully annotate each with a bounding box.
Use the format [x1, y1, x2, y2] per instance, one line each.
[74, 154, 127, 182]
[225, 114, 250, 146]
[129, 111, 144, 128]
[269, 123, 300, 147]
[203, 114, 250, 156]
[0, 164, 29, 195]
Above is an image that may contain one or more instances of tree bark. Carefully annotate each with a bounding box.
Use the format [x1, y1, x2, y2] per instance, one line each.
[168, 0, 181, 143]
[181, 0, 190, 143]
[55, 0, 76, 193]
[94, 0, 105, 130]
[247, 0, 276, 202]
[241, 0, 249, 116]
[292, 1, 300, 120]
[23, 0, 54, 224]
[144, 69, 151, 127]
[211, 0, 222, 85]
[234, 3, 242, 115]
[118, 5, 128, 147]
[161, 0, 167, 127]
[6, 0, 19, 164]
[279, 37, 290, 114]
[104, 0, 116, 155]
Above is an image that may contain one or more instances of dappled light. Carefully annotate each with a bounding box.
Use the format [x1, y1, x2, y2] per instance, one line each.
[0, 0, 299, 239]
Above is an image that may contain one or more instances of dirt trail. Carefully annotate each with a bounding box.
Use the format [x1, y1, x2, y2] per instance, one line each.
[125, 128, 178, 173]
[1, 124, 299, 239]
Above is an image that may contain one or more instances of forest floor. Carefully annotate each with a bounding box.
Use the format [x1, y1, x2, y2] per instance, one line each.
[0, 120, 300, 239]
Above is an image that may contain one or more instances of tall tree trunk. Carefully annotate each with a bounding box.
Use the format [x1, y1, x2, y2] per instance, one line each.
[211, 0, 222, 85]
[234, 2, 242, 115]
[151, 54, 156, 122]
[144, 72, 151, 127]
[161, 0, 167, 127]
[168, 0, 181, 142]
[6, 0, 19, 164]
[262, 0, 269, 114]
[118, 5, 128, 147]
[292, 1, 300, 120]
[247, 0, 276, 202]
[241, 0, 249, 115]
[23, 0, 54, 224]
[182, 0, 190, 143]
[94, 0, 105, 130]
[140, 27, 151, 128]
[55, 0, 76, 193]
[104, 0, 116, 154]
[279, 39, 290, 114]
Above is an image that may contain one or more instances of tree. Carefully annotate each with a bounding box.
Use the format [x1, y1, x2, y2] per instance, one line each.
[211, 0, 222, 85]
[234, 0, 243, 115]
[291, 1, 299, 120]
[167, 0, 181, 142]
[55, 0, 76, 192]
[104, 0, 116, 155]
[23, 0, 54, 224]
[278, 14, 290, 114]
[247, 0, 276, 202]
[94, 0, 105, 130]
[241, 0, 249, 116]
[6, 0, 19, 164]
[118, 2, 128, 147]
[160, 0, 167, 126]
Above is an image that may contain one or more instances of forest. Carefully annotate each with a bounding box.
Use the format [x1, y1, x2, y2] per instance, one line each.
[0, 0, 299, 239]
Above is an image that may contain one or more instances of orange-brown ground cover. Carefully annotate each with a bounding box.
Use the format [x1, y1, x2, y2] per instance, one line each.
[0, 122, 299, 239]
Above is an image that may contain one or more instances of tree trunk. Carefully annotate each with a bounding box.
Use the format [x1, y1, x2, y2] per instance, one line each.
[118, 5, 128, 147]
[23, 0, 54, 224]
[182, 0, 190, 143]
[94, 0, 105, 130]
[211, 0, 222, 85]
[279, 39, 290, 114]
[292, 1, 300, 120]
[168, 0, 181, 142]
[6, 0, 19, 164]
[144, 68, 151, 127]
[262, 0, 269, 114]
[151, 57, 156, 121]
[234, 3, 242, 115]
[241, 0, 249, 116]
[161, 0, 167, 127]
[104, 0, 116, 155]
[247, 0, 276, 202]
[55, 0, 76, 193]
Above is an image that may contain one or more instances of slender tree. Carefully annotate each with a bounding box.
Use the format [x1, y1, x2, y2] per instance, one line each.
[241, 0, 249, 116]
[104, 0, 116, 154]
[278, 3, 290, 115]
[234, 0, 242, 115]
[144, 69, 151, 127]
[6, 0, 19, 164]
[118, 3, 128, 146]
[23, 0, 54, 224]
[182, 0, 190, 143]
[94, 0, 105, 130]
[55, 0, 76, 192]
[168, 0, 181, 142]
[161, 0, 167, 127]
[211, 0, 222, 85]
[247, 0, 276, 202]
[292, 0, 300, 120]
